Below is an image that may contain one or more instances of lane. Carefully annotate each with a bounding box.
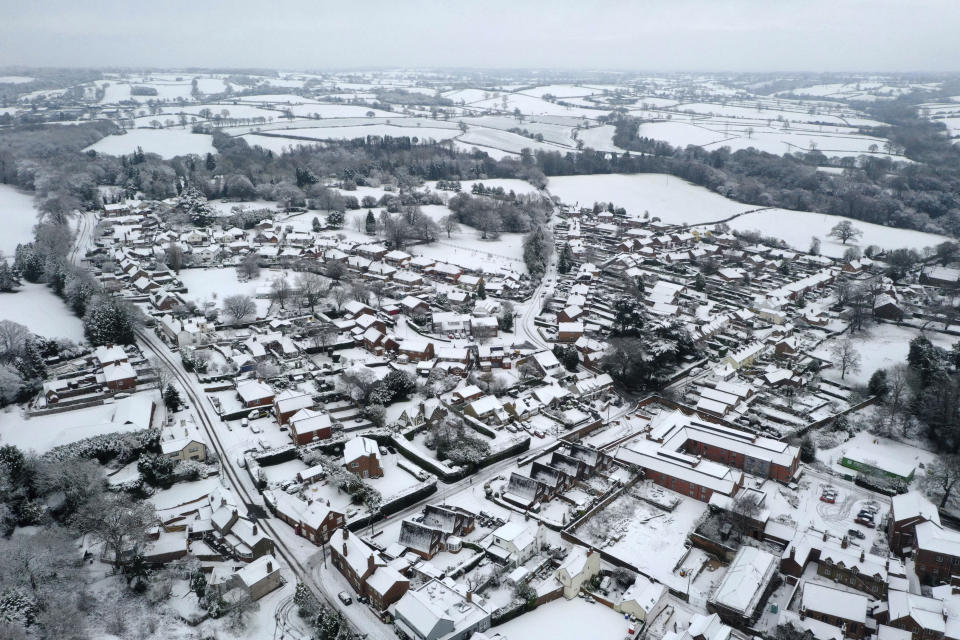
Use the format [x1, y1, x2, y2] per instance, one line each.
[136, 329, 389, 638]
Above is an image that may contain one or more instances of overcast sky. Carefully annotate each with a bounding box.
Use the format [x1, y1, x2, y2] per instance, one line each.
[2, 0, 959, 72]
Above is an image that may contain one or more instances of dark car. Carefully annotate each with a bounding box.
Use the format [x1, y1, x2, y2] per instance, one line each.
[847, 528, 865, 539]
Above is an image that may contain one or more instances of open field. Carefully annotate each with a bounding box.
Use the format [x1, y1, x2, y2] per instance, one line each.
[85, 128, 216, 158]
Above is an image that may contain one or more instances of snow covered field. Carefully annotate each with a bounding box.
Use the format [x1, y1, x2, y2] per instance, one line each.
[177, 267, 287, 317]
[723, 208, 948, 257]
[0, 184, 39, 258]
[814, 324, 956, 385]
[0, 283, 85, 341]
[547, 173, 752, 224]
[86, 129, 216, 158]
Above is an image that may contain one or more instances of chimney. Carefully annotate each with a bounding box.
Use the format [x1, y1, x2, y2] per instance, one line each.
[822, 530, 829, 542]
[841, 536, 849, 549]
[267, 560, 273, 573]
[466, 591, 473, 603]
[860, 550, 865, 562]
[343, 528, 349, 539]
[252, 524, 258, 535]
[885, 559, 889, 571]
[343, 542, 348, 557]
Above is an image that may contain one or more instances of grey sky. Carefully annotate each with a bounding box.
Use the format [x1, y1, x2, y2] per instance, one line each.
[1, 0, 959, 72]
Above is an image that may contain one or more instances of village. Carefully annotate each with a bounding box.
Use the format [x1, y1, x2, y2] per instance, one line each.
[0, 148, 955, 640]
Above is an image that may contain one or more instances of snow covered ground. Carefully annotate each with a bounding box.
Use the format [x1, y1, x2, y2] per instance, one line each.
[85, 129, 216, 158]
[813, 324, 956, 385]
[0, 184, 39, 258]
[722, 208, 948, 257]
[0, 389, 160, 454]
[0, 282, 85, 340]
[547, 173, 753, 225]
[495, 597, 631, 639]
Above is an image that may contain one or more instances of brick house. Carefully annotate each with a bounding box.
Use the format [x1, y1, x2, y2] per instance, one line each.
[289, 409, 333, 446]
[365, 565, 409, 612]
[889, 492, 942, 557]
[236, 379, 275, 409]
[914, 521, 960, 583]
[800, 583, 869, 639]
[329, 528, 378, 594]
[273, 390, 314, 425]
[343, 437, 382, 478]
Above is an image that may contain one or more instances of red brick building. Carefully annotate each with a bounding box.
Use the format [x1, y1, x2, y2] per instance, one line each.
[888, 492, 942, 557]
[343, 437, 383, 479]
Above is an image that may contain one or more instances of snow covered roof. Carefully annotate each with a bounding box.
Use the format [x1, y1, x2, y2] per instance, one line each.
[102, 361, 136, 382]
[915, 520, 960, 558]
[888, 591, 945, 632]
[710, 546, 778, 615]
[343, 436, 378, 463]
[801, 583, 867, 623]
[394, 579, 488, 640]
[620, 574, 666, 614]
[235, 554, 279, 588]
[236, 379, 273, 403]
[366, 565, 408, 596]
[891, 491, 941, 527]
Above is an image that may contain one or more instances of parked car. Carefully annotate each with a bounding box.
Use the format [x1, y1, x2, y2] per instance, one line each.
[337, 591, 352, 605]
[241, 418, 249, 428]
[248, 410, 263, 419]
[820, 493, 836, 504]
[847, 529, 865, 539]
[250, 424, 262, 434]
[855, 516, 876, 528]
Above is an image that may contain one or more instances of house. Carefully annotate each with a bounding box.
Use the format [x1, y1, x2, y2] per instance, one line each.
[487, 522, 542, 567]
[236, 379, 275, 409]
[913, 520, 960, 583]
[432, 312, 471, 334]
[210, 506, 275, 561]
[289, 409, 333, 446]
[343, 437, 382, 478]
[393, 579, 491, 640]
[557, 321, 584, 343]
[399, 519, 444, 560]
[344, 300, 376, 320]
[328, 528, 378, 594]
[470, 316, 499, 339]
[662, 613, 747, 640]
[265, 490, 344, 545]
[880, 591, 949, 640]
[451, 385, 483, 405]
[530, 350, 564, 377]
[555, 547, 601, 599]
[889, 492, 942, 557]
[219, 554, 283, 602]
[707, 546, 778, 626]
[365, 564, 409, 612]
[874, 294, 905, 322]
[161, 437, 207, 463]
[617, 574, 667, 623]
[800, 582, 869, 639]
[401, 295, 432, 317]
[396, 338, 435, 362]
[102, 361, 137, 391]
[273, 390, 314, 425]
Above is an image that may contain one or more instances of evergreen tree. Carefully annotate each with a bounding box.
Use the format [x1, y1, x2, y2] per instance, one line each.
[15, 337, 46, 383]
[311, 216, 321, 232]
[327, 210, 344, 228]
[476, 279, 486, 300]
[163, 383, 181, 412]
[557, 243, 571, 274]
[0, 261, 20, 292]
[868, 368, 889, 398]
[522, 224, 553, 278]
[799, 435, 816, 463]
[205, 153, 216, 171]
[365, 210, 377, 234]
[83, 295, 137, 345]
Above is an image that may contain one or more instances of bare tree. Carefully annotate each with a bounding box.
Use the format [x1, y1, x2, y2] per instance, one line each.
[829, 220, 863, 245]
[331, 285, 348, 312]
[0, 320, 30, 363]
[830, 338, 861, 380]
[924, 454, 960, 508]
[149, 357, 173, 390]
[440, 214, 460, 238]
[223, 294, 256, 323]
[296, 272, 326, 313]
[270, 277, 291, 310]
[237, 253, 260, 280]
[73, 493, 155, 572]
[352, 283, 370, 305]
[369, 280, 387, 309]
[165, 242, 185, 273]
